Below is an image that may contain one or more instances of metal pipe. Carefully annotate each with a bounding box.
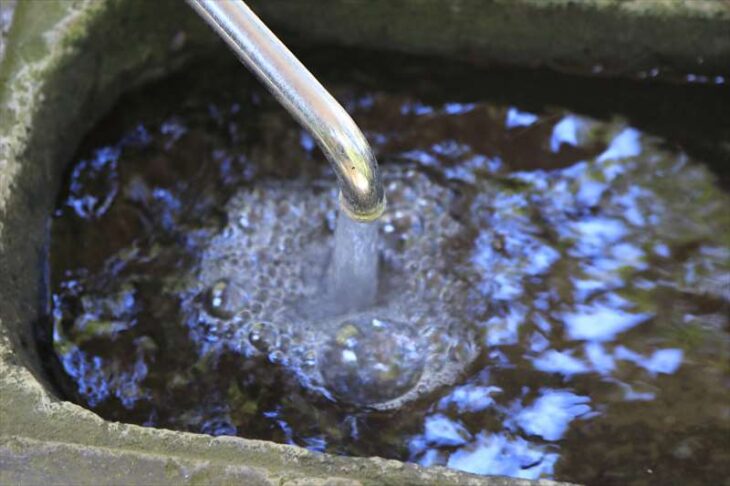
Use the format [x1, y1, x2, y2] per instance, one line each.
[187, 0, 386, 222]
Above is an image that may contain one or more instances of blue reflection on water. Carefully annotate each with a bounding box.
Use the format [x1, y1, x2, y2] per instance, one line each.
[400, 101, 434, 116]
[400, 148, 439, 166]
[550, 115, 580, 152]
[303, 436, 327, 452]
[160, 117, 187, 149]
[615, 346, 684, 375]
[569, 217, 628, 257]
[201, 419, 237, 437]
[424, 414, 472, 446]
[299, 131, 315, 152]
[447, 433, 558, 479]
[563, 303, 651, 341]
[576, 177, 607, 207]
[485, 306, 525, 346]
[151, 187, 182, 231]
[584, 342, 616, 374]
[511, 390, 591, 441]
[472, 203, 560, 303]
[67, 146, 120, 219]
[357, 94, 375, 110]
[62, 349, 110, 406]
[399, 101, 477, 116]
[529, 332, 550, 353]
[61, 345, 149, 409]
[533, 350, 590, 376]
[444, 102, 477, 115]
[122, 124, 151, 146]
[438, 384, 502, 413]
[505, 107, 539, 128]
[597, 128, 641, 162]
[440, 154, 502, 183]
[612, 185, 651, 227]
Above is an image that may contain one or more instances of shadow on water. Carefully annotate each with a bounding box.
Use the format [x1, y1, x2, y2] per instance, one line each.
[39, 47, 730, 485]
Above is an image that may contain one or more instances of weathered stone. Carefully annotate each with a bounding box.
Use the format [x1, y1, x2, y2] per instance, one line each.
[250, 0, 730, 78]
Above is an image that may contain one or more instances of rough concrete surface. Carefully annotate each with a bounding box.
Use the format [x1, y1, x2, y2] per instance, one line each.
[250, 0, 730, 78]
[1, 0, 728, 484]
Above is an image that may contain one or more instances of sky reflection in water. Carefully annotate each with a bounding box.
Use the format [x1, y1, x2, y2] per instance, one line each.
[382, 105, 727, 480]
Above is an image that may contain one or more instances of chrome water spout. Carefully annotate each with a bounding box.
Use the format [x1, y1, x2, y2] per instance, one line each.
[187, 0, 386, 222]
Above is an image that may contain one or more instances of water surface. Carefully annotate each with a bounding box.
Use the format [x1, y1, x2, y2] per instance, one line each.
[42, 51, 730, 485]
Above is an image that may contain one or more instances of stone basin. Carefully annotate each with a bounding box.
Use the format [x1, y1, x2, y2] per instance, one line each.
[1, 1, 728, 484]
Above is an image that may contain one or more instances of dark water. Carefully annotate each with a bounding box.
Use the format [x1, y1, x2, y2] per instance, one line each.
[42, 50, 730, 484]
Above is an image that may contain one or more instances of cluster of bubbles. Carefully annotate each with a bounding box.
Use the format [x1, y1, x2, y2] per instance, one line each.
[179, 167, 480, 408]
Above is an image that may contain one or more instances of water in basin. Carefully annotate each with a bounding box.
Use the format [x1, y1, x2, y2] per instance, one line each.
[40, 51, 730, 485]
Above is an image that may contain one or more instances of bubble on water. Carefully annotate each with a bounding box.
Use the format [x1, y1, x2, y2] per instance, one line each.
[268, 349, 287, 364]
[248, 321, 278, 352]
[302, 350, 317, 367]
[319, 315, 426, 406]
[380, 208, 423, 253]
[206, 279, 250, 319]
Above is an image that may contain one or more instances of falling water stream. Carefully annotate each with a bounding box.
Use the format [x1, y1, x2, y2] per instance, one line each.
[40, 51, 730, 485]
[328, 213, 379, 313]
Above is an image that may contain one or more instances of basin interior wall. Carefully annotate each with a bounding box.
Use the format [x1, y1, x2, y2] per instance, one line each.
[0, 0, 728, 484]
[0, 0, 217, 389]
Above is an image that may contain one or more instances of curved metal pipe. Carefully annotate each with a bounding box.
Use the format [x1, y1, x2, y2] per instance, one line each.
[187, 0, 386, 221]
